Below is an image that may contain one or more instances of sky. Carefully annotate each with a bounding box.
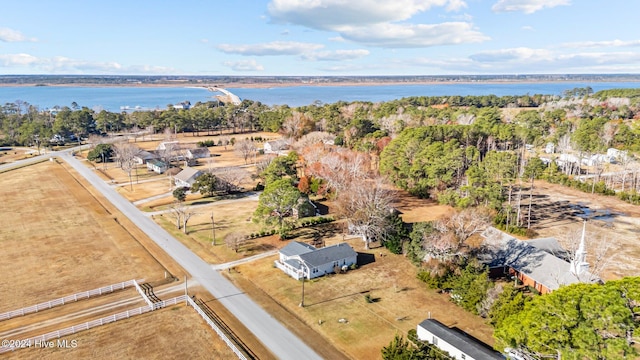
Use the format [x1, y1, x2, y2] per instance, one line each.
[1, 0, 639, 76]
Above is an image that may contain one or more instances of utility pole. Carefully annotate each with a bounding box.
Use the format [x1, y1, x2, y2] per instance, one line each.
[211, 211, 216, 245]
[299, 262, 305, 307]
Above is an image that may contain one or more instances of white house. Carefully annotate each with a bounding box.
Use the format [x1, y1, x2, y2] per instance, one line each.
[607, 148, 628, 163]
[263, 139, 290, 155]
[186, 147, 210, 160]
[134, 150, 159, 165]
[174, 167, 202, 188]
[275, 241, 357, 280]
[156, 141, 180, 151]
[146, 159, 168, 174]
[416, 318, 504, 360]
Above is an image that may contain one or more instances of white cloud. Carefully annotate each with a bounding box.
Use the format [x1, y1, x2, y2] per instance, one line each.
[464, 47, 640, 73]
[0, 53, 39, 66]
[522, 25, 534, 31]
[469, 47, 552, 62]
[268, 0, 466, 29]
[328, 36, 346, 42]
[339, 22, 489, 48]
[223, 59, 264, 72]
[0, 27, 36, 42]
[217, 41, 323, 56]
[562, 39, 640, 48]
[267, 0, 481, 48]
[492, 0, 570, 14]
[302, 49, 370, 61]
[0, 53, 175, 74]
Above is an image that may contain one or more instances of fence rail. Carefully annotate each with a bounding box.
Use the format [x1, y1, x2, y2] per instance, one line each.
[0, 279, 141, 322]
[0, 295, 186, 354]
[132, 280, 155, 309]
[0, 295, 250, 359]
[186, 297, 248, 360]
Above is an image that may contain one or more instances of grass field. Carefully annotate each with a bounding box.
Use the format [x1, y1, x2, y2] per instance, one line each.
[227, 237, 496, 360]
[4, 305, 239, 360]
[0, 160, 259, 359]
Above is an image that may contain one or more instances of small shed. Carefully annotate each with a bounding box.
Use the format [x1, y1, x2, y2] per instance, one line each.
[264, 139, 290, 155]
[186, 147, 211, 160]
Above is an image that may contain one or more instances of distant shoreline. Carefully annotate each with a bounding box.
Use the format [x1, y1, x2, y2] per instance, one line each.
[2, 78, 639, 90]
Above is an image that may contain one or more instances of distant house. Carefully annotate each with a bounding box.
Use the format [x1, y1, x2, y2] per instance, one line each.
[174, 167, 202, 188]
[263, 139, 290, 155]
[186, 147, 210, 160]
[416, 318, 504, 360]
[156, 141, 180, 151]
[607, 148, 629, 163]
[172, 101, 191, 110]
[479, 226, 599, 294]
[275, 241, 357, 280]
[146, 159, 168, 174]
[134, 150, 160, 165]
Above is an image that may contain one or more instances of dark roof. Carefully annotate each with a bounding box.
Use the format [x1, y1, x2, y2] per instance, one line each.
[189, 148, 210, 157]
[135, 150, 159, 160]
[147, 159, 167, 167]
[299, 242, 356, 267]
[280, 241, 316, 257]
[418, 319, 504, 359]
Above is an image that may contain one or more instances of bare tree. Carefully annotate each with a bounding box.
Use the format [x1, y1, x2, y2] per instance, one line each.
[213, 166, 249, 193]
[113, 142, 140, 190]
[341, 177, 396, 249]
[224, 232, 247, 253]
[559, 220, 612, 283]
[282, 111, 313, 140]
[441, 207, 493, 243]
[234, 139, 256, 164]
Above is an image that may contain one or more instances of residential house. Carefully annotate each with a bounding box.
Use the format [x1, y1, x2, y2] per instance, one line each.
[263, 139, 290, 155]
[133, 150, 159, 165]
[173, 167, 203, 188]
[275, 241, 357, 280]
[479, 225, 599, 294]
[186, 147, 211, 160]
[416, 318, 504, 360]
[146, 159, 168, 174]
[156, 141, 180, 151]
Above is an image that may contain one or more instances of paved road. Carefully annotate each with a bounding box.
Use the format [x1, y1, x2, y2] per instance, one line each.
[58, 152, 322, 360]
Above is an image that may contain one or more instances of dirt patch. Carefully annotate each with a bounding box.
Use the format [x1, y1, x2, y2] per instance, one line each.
[527, 180, 640, 280]
[393, 190, 454, 223]
[227, 237, 495, 360]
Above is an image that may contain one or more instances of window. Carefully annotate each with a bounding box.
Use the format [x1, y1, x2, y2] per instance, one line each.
[432, 336, 438, 345]
[461, 355, 466, 360]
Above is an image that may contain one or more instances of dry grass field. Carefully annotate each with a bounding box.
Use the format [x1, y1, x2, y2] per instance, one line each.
[0, 161, 171, 312]
[4, 305, 239, 360]
[227, 237, 496, 360]
[0, 158, 272, 359]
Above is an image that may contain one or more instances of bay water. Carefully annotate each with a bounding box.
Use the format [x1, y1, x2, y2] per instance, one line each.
[0, 81, 639, 112]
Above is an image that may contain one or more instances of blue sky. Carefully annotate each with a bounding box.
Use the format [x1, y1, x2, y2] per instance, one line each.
[1, 0, 639, 76]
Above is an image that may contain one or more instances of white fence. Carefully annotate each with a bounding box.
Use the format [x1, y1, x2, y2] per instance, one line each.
[0, 295, 249, 359]
[0, 279, 141, 322]
[185, 296, 248, 360]
[0, 295, 187, 354]
[132, 280, 155, 309]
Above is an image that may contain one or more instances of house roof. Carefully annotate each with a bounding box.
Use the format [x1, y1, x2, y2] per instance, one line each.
[135, 150, 159, 160]
[418, 319, 504, 359]
[265, 139, 289, 150]
[174, 167, 202, 183]
[299, 242, 357, 267]
[480, 227, 598, 291]
[147, 159, 167, 167]
[280, 241, 316, 257]
[188, 148, 210, 157]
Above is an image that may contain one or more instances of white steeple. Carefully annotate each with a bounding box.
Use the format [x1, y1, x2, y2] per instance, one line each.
[571, 220, 590, 277]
